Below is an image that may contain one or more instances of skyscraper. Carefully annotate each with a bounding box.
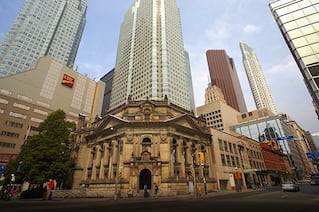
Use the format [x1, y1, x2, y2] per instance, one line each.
[109, 0, 194, 112]
[0, 0, 87, 77]
[239, 41, 277, 114]
[269, 0, 319, 119]
[206, 49, 247, 113]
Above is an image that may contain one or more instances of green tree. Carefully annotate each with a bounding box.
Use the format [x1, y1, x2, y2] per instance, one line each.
[18, 109, 75, 187]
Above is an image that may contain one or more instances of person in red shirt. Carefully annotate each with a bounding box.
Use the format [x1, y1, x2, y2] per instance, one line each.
[45, 179, 55, 200]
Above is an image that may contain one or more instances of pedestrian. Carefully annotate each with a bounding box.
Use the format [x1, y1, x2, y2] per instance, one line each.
[143, 184, 148, 198]
[154, 183, 159, 198]
[45, 179, 55, 200]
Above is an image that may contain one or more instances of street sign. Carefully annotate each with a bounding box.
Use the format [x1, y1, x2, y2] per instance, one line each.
[276, 135, 294, 140]
[306, 151, 319, 159]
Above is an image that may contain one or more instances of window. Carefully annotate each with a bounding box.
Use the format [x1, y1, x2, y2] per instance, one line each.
[221, 154, 226, 166]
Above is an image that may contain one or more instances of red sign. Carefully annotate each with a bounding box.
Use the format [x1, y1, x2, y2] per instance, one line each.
[0, 153, 17, 163]
[62, 74, 75, 88]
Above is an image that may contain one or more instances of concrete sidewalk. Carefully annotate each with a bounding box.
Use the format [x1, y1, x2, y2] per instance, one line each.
[105, 188, 263, 202]
[14, 188, 263, 203]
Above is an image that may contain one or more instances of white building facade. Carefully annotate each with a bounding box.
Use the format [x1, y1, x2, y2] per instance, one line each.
[110, 0, 194, 112]
[239, 41, 277, 114]
[0, 0, 87, 77]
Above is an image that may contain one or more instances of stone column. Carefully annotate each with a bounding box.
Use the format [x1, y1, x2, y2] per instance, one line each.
[83, 148, 93, 181]
[177, 139, 186, 178]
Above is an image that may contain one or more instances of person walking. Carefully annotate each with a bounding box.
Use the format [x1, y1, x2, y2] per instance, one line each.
[143, 184, 148, 198]
[45, 179, 55, 200]
[154, 183, 159, 198]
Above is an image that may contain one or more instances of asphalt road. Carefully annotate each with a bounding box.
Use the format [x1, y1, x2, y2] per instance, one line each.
[1, 185, 318, 212]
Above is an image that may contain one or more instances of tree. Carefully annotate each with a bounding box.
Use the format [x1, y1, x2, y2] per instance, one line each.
[18, 109, 75, 187]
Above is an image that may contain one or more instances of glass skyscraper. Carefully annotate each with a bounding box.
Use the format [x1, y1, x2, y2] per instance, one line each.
[0, 0, 87, 77]
[269, 0, 319, 119]
[110, 0, 194, 112]
[240, 41, 277, 114]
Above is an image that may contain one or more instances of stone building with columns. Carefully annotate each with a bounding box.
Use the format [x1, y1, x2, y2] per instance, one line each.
[71, 98, 215, 197]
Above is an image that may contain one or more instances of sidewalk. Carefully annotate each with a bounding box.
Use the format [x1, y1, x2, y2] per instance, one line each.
[13, 188, 263, 203]
[111, 188, 263, 202]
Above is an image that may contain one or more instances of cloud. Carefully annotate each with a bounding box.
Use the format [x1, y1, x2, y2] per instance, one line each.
[243, 24, 261, 33]
[205, 20, 232, 42]
[267, 55, 299, 76]
[77, 62, 104, 80]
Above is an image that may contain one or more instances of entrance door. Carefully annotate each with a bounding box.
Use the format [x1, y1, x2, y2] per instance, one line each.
[139, 169, 152, 190]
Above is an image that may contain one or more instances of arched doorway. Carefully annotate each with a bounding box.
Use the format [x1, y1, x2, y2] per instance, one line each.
[139, 169, 152, 190]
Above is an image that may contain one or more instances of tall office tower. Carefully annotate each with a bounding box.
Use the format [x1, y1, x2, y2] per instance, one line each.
[100, 68, 114, 115]
[0, 0, 87, 77]
[110, 0, 194, 112]
[184, 50, 196, 112]
[240, 41, 278, 114]
[269, 0, 319, 119]
[206, 49, 247, 113]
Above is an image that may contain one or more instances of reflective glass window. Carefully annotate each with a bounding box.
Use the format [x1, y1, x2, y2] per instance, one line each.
[292, 10, 304, 19]
[309, 65, 319, 77]
[287, 3, 301, 12]
[308, 13, 319, 23]
[249, 125, 260, 141]
[281, 13, 294, 23]
[296, 17, 309, 27]
[303, 55, 318, 65]
[306, 33, 319, 43]
[301, 25, 316, 35]
[293, 36, 308, 48]
[297, 45, 313, 57]
[287, 28, 303, 39]
[285, 21, 298, 31]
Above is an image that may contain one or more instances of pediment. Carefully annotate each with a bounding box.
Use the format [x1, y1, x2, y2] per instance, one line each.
[168, 114, 208, 134]
[93, 114, 126, 133]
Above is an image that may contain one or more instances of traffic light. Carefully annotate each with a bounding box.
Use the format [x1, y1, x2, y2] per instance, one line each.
[198, 152, 204, 164]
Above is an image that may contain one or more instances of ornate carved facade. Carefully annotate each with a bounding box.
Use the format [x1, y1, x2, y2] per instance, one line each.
[72, 99, 215, 197]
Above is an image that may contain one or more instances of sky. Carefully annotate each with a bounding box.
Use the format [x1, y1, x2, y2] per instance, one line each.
[0, 0, 318, 134]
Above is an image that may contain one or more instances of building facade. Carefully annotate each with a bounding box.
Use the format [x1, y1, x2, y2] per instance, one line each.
[100, 69, 114, 115]
[110, 0, 194, 112]
[269, 0, 319, 119]
[0, 56, 104, 164]
[0, 0, 87, 77]
[210, 129, 267, 191]
[259, 143, 290, 185]
[206, 49, 247, 113]
[70, 99, 214, 198]
[197, 85, 241, 132]
[286, 120, 317, 175]
[230, 113, 305, 178]
[239, 41, 277, 114]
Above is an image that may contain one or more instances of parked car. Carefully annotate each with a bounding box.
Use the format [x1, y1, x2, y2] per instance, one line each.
[310, 173, 319, 185]
[281, 181, 300, 192]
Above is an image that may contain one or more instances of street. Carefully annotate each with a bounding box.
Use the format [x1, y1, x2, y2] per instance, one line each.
[1, 184, 318, 212]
